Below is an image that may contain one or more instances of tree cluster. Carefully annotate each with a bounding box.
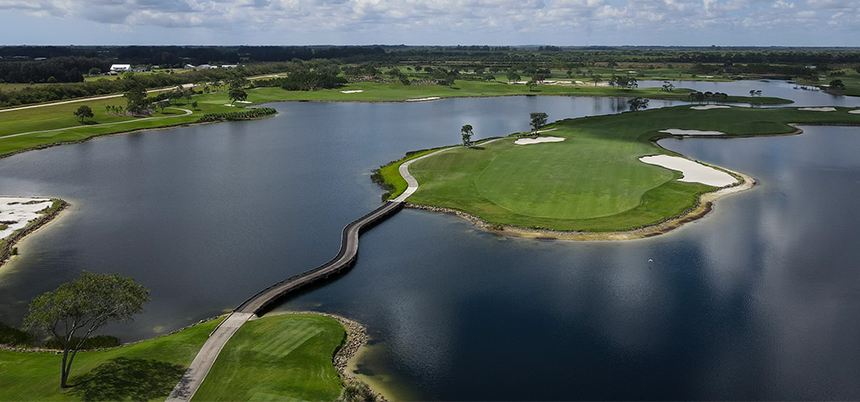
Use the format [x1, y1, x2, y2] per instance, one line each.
[0, 57, 110, 84]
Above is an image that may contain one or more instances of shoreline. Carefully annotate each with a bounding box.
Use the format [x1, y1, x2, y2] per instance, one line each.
[262, 311, 390, 401]
[404, 167, 756, 241]
[0, 197, 69, 270]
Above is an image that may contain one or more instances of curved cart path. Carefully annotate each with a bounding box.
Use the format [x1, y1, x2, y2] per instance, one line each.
[167, 201, 402, 401]
[167, 138, 501, 401]
[393, 138, 503, 202]
[0, 108, 193, 139]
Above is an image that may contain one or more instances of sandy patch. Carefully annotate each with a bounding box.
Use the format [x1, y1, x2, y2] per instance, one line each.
[340, 90, 364, 94]
[799, 107, 837, 112]
[850, 109, 860, 115]
[640, 155, 737, 187]
[691, 105, 731, 111]
[235, 100, 252, 104]
[222, 104, 235, 107]
[406, 97, 441, 102]
[515, 136, 565, 145]
[0, 197, 54, 241]
[659, 129, 726, 136]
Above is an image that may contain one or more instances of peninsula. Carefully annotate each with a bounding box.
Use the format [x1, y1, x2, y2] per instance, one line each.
[379, 105, 860, 239]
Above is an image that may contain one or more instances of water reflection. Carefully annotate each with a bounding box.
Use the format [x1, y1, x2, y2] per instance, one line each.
[1, 96, 859, 399]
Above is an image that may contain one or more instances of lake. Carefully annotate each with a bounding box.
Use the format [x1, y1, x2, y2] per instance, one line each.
[1, 81, 859, 399]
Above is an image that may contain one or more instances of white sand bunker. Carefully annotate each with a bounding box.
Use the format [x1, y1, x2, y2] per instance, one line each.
[799, 107, 837, 112]
[640, 155, 737, 187]
[691, 105, 730, 110]
[406, 97, 441, 102]
[659, 129, 726, 136]
[848, 109, 860, 114]
[340, 90, 364, 94]
[515, 136, 565, 145]
[0, 197, 53, 241]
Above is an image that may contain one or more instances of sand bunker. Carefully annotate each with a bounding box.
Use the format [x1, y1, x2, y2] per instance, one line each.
[406, 97, 441, 102]
[0, 197, 53, 241]
[799, 107, 837, 112]
[235, 100, 252, 104]
[640, 155, 737, 187]
[848, 109, 860, 114]
[659, 129, 726, 136]
[340, 90, 364, 94]
[515, 136, 565, 145]
[691, 105, 730, 111]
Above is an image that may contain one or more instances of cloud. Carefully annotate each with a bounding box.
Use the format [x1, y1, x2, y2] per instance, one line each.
[0, 0, 856, 44]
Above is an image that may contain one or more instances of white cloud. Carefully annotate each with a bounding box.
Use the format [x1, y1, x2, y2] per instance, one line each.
[0, 0, 855, 44]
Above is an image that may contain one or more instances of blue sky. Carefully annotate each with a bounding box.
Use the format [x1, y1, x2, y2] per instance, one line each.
[0, 0, 857, 46]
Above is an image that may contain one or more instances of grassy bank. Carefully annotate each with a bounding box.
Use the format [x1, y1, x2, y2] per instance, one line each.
[193, 314, 346, 402]
[391, 106, 860, 232]
[240, 80, 790, 104]
[0, 317, 223, 401]
[0, 80, 791, 159]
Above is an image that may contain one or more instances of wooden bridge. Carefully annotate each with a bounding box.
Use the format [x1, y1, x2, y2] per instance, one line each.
[167, 201, 403, 401]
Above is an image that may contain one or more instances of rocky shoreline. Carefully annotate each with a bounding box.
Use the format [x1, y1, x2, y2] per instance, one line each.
[276, 311, 388, 402]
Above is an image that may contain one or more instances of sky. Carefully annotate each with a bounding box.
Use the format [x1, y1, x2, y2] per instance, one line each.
[0, 0, 858, 46]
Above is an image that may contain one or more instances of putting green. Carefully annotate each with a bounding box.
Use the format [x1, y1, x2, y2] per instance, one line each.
[402, 105, 860, 232]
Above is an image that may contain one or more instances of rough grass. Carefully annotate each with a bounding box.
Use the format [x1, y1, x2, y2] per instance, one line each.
[192, 314, 346, 402]
[0, 318, 223, 401]
[403, 105, 860, 231]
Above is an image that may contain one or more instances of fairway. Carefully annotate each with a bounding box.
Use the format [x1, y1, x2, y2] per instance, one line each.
[403, 105, 860, 232]
[192, 314, 346, 402]
[0, 318, 222, 401]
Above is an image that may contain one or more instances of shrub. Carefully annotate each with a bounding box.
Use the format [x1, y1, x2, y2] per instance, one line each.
[196, 108, 277, 123]
[0, 322, 35, 347]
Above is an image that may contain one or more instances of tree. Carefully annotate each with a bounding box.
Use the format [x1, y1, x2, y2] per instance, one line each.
[627, 97, 649, 112]
[526, 80, 538, 91]
[829, 79, 846, 91]
[506, 70, 521, 83]
[88, 68, 101, 76]
[155, 100, 170, 113]
[24, 271, 150, 388]
[123, 85, 149, 114]
[461, 124, 473, 147]
[73, 105, 94, 123]
[228, 79, 248, 105]
[529, 112, 548, 134]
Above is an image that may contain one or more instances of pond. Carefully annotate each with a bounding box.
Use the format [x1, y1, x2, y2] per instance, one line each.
[1, 81, 859, 399]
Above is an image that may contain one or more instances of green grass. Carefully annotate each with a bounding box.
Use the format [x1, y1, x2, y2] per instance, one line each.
[0, 79, 791, 159]
[0, 317, 223, 401]
[0, 96, 237, 157]
[193, 314, 346, 402]
[239, 80, 790, 105]
[401, 106, 860, 232]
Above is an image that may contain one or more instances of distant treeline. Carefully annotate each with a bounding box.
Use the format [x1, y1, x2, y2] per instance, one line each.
[0, 45, 386, 67]
[0, 57, 112, 83]
[0, 62, 292, 107]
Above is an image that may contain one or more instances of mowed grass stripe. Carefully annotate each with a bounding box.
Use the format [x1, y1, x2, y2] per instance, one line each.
[193, 314, 345, 402]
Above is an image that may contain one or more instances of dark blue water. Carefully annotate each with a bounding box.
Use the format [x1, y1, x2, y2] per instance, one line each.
[1, 83, 859, 400]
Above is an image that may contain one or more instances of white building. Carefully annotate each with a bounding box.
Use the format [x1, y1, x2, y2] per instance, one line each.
[110, 64, 131, 72]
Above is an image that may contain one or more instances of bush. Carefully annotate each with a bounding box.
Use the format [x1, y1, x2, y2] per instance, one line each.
[0, 322, 35, 347]
[43, 335, 120, 350]
[196, 107, 277, 123]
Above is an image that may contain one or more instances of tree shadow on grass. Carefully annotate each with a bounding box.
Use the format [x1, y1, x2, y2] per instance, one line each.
[68, 357, 185, 402]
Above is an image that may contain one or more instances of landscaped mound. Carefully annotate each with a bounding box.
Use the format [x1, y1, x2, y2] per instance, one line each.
[393, 106, 860, 233]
